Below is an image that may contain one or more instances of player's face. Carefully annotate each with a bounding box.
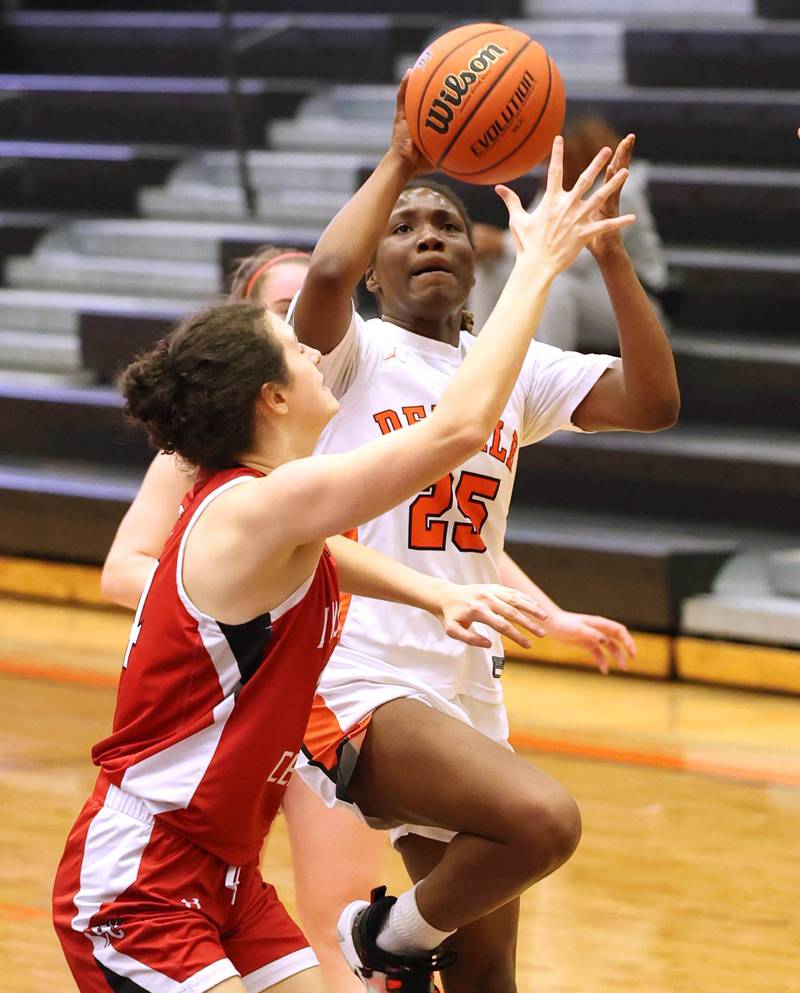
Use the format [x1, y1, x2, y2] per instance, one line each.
[259, 262, 309, 319]
[371, 188, 475, 319]
[268, 316, 338, 434]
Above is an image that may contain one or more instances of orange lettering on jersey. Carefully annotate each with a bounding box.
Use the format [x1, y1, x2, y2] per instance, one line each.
[373, 409, 403, 435]
[505, 430, 518, 471]
[402, 405, 427, 426]
[488, 420, 507, 462]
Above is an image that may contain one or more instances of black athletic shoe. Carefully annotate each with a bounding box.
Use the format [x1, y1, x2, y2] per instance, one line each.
[337, 886, 457, 992]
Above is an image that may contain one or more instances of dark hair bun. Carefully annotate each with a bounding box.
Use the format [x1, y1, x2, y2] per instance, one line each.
[120, 301, 289, 469]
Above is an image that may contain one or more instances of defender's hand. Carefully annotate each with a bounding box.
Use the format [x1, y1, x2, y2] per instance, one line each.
[436, 583, 548, 649]
[495, 135, 636, 280]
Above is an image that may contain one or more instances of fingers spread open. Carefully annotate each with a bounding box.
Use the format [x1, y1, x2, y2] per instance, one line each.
[464, 600, 535, 648]
[495, 186, 525, 251]
[588, 616, 637, 659]
[494, 587, 548, 620]
[495, 184, 523, 219]
[488, 612, 533, 649]
[545, 134, 564, 193]
[571, 145, 612, 199]
[586, 167, 629, 214]
[588, 637, 610, 674]
[487, 596, 546, 641]
[608, 638, 630, 670]
[606, 134, 633, 178]
[444, 619, 492, 649]
[586, 213, 636, 238]
[581, 618, 634, 671]
[622, 628, 637, 658]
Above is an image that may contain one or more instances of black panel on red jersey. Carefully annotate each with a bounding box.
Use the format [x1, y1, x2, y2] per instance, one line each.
[98, 961, 150, 993]
[219, 613, 272, 686]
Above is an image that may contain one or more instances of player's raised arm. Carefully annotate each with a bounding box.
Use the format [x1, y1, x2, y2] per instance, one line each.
[571, 134, 680, 432]
[292, 74, 429, 355]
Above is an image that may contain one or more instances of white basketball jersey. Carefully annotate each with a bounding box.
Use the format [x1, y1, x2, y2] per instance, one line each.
[313, 312, 618, 702]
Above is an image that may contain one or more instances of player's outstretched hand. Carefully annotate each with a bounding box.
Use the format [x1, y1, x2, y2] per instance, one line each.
[586, 132, 636, 260]
[389, 71, 433, 177]
[495, 134, 636, 280]
[436, 583, 548, 649]
[544, 609, 636, 674]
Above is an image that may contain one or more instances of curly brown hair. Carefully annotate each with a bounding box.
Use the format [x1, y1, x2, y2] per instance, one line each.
[120, 301, 289, 470]
[229, 244, 311, 302]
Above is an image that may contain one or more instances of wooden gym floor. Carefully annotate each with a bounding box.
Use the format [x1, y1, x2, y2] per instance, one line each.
[1, 596, 799, 993]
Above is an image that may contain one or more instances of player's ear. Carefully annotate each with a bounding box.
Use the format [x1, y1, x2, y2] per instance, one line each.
[365, 265, 380, 294]
[259, 380, 289, 418]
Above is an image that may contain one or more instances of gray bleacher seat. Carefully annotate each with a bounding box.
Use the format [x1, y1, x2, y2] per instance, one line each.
[683, 551, 800, 647]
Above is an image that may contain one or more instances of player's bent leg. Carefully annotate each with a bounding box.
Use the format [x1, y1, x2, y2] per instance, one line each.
[347, 698, 581, 932]
[397, 834, 520, 993]
[435, 901, 519, 993]
[282, 774, 387, 993]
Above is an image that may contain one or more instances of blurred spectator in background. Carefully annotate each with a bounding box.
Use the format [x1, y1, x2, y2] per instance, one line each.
[229, 245, 311, 318]
[471, 116, 669, 352]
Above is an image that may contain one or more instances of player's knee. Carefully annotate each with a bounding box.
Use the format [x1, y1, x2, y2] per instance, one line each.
[511, 787, 582, 875]
[545, 791, 582, 867]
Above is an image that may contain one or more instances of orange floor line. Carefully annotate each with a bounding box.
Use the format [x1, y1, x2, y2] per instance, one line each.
[509, 730, 800, 789]
[4, 654, 798, 789]
[0, 900, 50, 920]
[0, 656, 118, 688]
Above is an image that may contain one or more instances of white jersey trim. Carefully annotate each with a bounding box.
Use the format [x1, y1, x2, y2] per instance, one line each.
[175, 474, 315, 684]
[175, 475, 255, 696]
[270, 570, 316, 623]
[186, 960, 240, 993]
[242, 948, 319, 992]
[71, 802, 154, 934]
[120, 696, 236, 813]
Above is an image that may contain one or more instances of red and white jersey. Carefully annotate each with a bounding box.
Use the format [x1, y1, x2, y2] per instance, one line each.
[92, 466, 340, 866]
[312, 312, 618, 703]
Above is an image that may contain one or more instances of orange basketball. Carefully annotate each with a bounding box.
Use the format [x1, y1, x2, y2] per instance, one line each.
[405, 23, 565, 185]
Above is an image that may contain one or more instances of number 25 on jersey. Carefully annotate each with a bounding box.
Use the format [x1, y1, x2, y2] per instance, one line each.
[409, 471, 499, 553]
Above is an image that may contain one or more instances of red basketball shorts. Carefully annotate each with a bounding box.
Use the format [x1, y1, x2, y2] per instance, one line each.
[53, 780, 317, 993]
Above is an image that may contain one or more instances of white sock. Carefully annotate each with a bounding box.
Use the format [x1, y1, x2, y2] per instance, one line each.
[375, 884, 455, 956]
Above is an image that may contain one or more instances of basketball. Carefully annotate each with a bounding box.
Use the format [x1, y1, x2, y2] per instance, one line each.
[405, 23, 566, 185]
